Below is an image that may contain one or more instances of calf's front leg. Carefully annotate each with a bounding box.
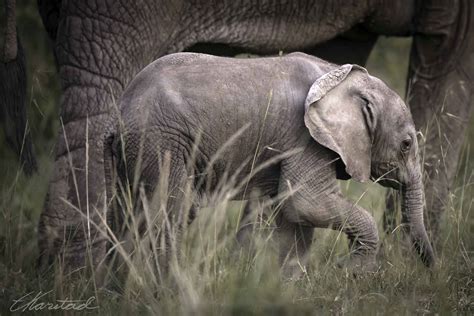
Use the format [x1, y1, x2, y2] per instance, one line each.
[279, 149, 379, 274]
[285, 190, 380, 272]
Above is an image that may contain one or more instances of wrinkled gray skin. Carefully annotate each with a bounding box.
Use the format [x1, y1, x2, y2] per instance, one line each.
[105, 52, 435, 278]
[0, 0, 469, 276]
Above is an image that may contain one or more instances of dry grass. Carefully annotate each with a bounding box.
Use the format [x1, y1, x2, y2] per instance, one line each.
[0, 36, 473, 315]
[0, 102, 473, 315]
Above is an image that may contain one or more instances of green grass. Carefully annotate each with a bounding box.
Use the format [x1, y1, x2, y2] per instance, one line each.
[0, 20, 473, 314]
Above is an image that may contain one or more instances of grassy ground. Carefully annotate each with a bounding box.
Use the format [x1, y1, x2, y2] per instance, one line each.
[0, 9, 473, 314]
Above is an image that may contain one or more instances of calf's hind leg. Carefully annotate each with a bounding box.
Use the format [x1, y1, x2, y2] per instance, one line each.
[141, 152, 195, 275]
[236, 196, 275, 247]
[112, 146, 195, 283]
[275, 212, 314, 279]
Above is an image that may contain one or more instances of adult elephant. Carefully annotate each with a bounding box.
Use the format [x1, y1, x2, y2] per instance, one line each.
[2, 0, 471, 275]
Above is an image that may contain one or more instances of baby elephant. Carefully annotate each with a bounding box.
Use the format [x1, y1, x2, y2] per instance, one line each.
[104, 52, 435, 277]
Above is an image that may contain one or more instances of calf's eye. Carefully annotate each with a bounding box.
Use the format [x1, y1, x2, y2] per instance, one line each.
[401, 139, 412, 152]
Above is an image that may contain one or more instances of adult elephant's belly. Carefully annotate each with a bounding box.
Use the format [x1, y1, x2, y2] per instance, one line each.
[174, 0, 374, 55]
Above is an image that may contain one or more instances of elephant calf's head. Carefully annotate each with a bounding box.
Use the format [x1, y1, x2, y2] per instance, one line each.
[304, 65, 435, 268]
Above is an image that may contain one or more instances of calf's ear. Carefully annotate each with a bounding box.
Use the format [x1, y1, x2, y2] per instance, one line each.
[304, 64, 373, 183]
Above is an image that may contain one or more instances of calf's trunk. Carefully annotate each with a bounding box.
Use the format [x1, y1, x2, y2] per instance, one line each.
[401, 174, 435, 267]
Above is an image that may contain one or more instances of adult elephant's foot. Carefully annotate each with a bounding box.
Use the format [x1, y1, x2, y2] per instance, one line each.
[37, 136, 109, 283]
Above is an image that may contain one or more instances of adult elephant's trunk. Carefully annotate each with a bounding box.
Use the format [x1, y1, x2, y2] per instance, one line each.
[401, 173, 435, 267]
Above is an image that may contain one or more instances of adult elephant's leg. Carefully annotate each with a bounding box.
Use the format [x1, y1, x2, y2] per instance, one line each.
[37, 1, 184, 277]
[37, 82, 124, 276]
[407, 0, 474, 240]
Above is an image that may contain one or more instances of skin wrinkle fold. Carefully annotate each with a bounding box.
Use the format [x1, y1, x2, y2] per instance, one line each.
[183, 0, 375, 53]
[60, 18, 132, 85]
[55, 115, 110, 158]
